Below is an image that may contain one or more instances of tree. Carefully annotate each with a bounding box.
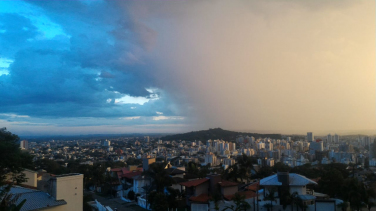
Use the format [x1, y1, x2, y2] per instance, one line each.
[237, 154, 255, 183]
[367, 202, 375, 211]
[295, 197, 308, 211]
[336, 201, 349, 211]
[91, 164, 106, 191]
[290, 192, 299, 211]
[0, 128, 33, 210]
[317, 169, 344, 198]
[223, 164, 241, 182]
[211, 192, 222, 211]
[128, 190, 135, 200]
[144, 162, 174, 193]
[33, 159, 68, 175]
[341, 178, 368, 211]
[0, 194, 26, 211]
[222, 193, 250, 211]
[279, 188, 292, 210]
[83, 193, 94, 211]
[149, 192, 168, 211]
[273, 162, 291, 173]
[264, 188, 277, 211]
[257, 166, 274, 178]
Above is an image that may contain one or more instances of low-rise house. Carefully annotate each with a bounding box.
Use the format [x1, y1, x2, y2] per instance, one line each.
[259, 172, 341, 211]
[7, 173, 83, 211]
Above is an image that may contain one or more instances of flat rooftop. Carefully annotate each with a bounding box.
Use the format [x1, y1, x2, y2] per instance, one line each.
[53, 173, 82, 178]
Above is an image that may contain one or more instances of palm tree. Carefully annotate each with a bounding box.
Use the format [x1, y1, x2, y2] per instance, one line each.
[222, 193, 250, 211]
[223, 164, 241, 182]
[279, 189, 292, 210]
[143, 162, 175, 193]
[238, 154, 254, 183]
[264, 188, 277, 211]
[0, 193, 26, 211]
[295, 197, 307, 211]
[211, 192, 222, 211]
[366, 188, 376, 211]
[336, 201, 349, 211]
[290, 192, 299, 211]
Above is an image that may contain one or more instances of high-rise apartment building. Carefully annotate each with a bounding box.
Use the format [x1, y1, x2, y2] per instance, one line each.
[102, 139, 111, 146]
[334, 134, 339, 143]
[327, 134, 332, 143]
[307, 132, 314, 142]
[20, 140, 28, 150]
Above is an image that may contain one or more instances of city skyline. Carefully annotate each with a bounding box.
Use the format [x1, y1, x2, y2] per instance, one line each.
[0, 0, 375, 136]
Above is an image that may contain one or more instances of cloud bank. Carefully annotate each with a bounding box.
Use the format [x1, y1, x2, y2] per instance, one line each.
[0, 0, 374, 135]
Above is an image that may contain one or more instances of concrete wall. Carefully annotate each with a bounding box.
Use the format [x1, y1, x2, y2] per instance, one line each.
[51, 174, 83, 211]
[194, 182, 209, 196]
[221, 186, 238, 196]
[290, 186, 306, 195]
[6, 169, 37, 188]
[45, 204, 68, 211]
[23, 169, 37, 187]
[192, 203, 208, 211]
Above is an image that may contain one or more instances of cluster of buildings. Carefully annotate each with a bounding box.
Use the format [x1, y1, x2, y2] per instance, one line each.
[101, 157, 344, 211]
[16, 132, 375, 210]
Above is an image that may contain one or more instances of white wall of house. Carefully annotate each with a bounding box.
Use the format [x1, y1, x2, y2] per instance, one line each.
[23, 169, 37, 187]
[191, 203, 208, 211]
[51, 174, 83, 211]
[133, 179, 150, 194]
[290, 186, 306, 195]
[171, 183, 184, 192]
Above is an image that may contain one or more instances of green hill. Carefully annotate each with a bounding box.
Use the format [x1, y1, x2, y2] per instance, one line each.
[161, 128, 281, 142]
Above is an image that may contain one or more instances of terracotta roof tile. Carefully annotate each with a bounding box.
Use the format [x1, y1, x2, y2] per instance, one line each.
[246, 182, 259, 191]
[180, 178, 209, 187]
[218, 180, 238, 187]
[122, 171, 142, 179]
[224, 191, 257, 200]
[189, 194, 211, 203]
[110, 168, 122, 172]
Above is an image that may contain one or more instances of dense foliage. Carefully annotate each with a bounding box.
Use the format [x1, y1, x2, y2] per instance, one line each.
[0, 128, 33, 210]
[161, 128, 281, 142]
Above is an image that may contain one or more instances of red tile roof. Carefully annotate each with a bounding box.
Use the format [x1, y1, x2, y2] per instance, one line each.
[224, 191, 257, 200]
[218, 180, 238, 187]
[110, 168, 122, 172]
[180, 178, 209, 187]
[189, 194, 211, 203]
[121, 171, 142, 179]
[121, 168, 130, 175]
[246, 182, 259, 191]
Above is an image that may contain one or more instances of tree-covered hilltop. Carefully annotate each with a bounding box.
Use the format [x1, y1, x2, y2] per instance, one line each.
[161, 128, 282, 142]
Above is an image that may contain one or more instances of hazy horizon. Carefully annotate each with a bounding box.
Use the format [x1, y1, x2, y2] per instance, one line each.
[1, 0, 375, 136]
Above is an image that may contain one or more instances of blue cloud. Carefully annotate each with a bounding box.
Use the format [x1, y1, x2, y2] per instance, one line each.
[0, 0, 182, 125]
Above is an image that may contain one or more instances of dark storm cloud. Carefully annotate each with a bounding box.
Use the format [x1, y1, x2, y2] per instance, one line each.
[0, 1, 175, 119]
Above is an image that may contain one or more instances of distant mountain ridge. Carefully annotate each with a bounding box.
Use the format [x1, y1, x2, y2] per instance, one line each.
[161, 128, 282, 142]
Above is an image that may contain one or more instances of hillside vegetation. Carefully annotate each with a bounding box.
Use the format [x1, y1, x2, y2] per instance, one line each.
[161, 128, 281, 142]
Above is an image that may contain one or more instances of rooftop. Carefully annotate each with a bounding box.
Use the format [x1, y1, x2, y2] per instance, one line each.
[260, 173, 317, 186]
[224, 191, 258, 200]
[218, 180, 238, 187]
[8, 186, 67, 211]
[121, 171, 142, 179]
[189, 194, 211, 203]
[53, 173, 82, 178]
[180, 178, 209, 187]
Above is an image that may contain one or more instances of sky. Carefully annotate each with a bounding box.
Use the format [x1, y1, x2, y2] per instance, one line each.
[0, 0, 375, 136]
